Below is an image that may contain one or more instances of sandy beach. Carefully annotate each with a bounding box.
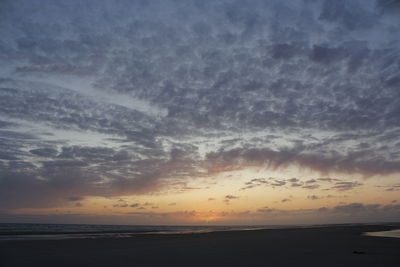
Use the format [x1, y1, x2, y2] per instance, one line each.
[0, 224, 399, 267]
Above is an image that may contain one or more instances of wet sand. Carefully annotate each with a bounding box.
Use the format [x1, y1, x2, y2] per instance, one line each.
[0, 224, 399, 267]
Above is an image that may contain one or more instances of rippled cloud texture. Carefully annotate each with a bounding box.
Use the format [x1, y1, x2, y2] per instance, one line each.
[0, 0, 399, 224]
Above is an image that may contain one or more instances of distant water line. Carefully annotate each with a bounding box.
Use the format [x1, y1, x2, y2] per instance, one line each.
[0, 223, 274, 241]
[2, 223, 400, 241]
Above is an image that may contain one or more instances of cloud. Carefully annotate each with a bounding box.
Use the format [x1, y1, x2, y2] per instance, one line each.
[377, 183, 400, 192]
[128, 202, 157, 210]
[317, 178, 341, 183]
[1, 0, 400, 212]
[30, 148, 58, 157]
[205, 147, 400, 177]
[302, 184, 320, 190]
[66, 196, 84, 202]
[113, 203, 128, 208]
[271, 180, 286, 187]
[240, 176, 364, 193]
[331, 181, 363, 191]
[376, 0, 400, 13]
[308, 195, 322, 200]
[255, 202, 400, 222]
[305, 179, 317, 184]
[225, 195, 239, 200]
[224, 195, 240, 204]
[1, 202, 400, 225]
[241, 178, 269, 190]
[333, 203, 381, 214]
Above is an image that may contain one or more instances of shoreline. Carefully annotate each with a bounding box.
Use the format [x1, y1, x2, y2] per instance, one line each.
[0, 222, 398, 240]
[0, 222, 400, 241]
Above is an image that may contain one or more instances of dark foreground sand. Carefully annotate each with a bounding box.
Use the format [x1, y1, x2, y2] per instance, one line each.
[1, 224, 399, 267]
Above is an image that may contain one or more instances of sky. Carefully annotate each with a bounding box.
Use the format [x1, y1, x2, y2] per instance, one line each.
[0, 0, 400, 226]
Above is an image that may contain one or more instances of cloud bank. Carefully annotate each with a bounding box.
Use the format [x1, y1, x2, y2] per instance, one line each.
[0, 0, 399, 211]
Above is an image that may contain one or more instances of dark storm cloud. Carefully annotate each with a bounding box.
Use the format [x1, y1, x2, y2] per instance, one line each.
[1, 0, 400, 209]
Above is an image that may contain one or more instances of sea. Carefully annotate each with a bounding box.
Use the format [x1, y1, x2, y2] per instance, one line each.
[1, 223, 399, 241]
[0, 223, 270, 241]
